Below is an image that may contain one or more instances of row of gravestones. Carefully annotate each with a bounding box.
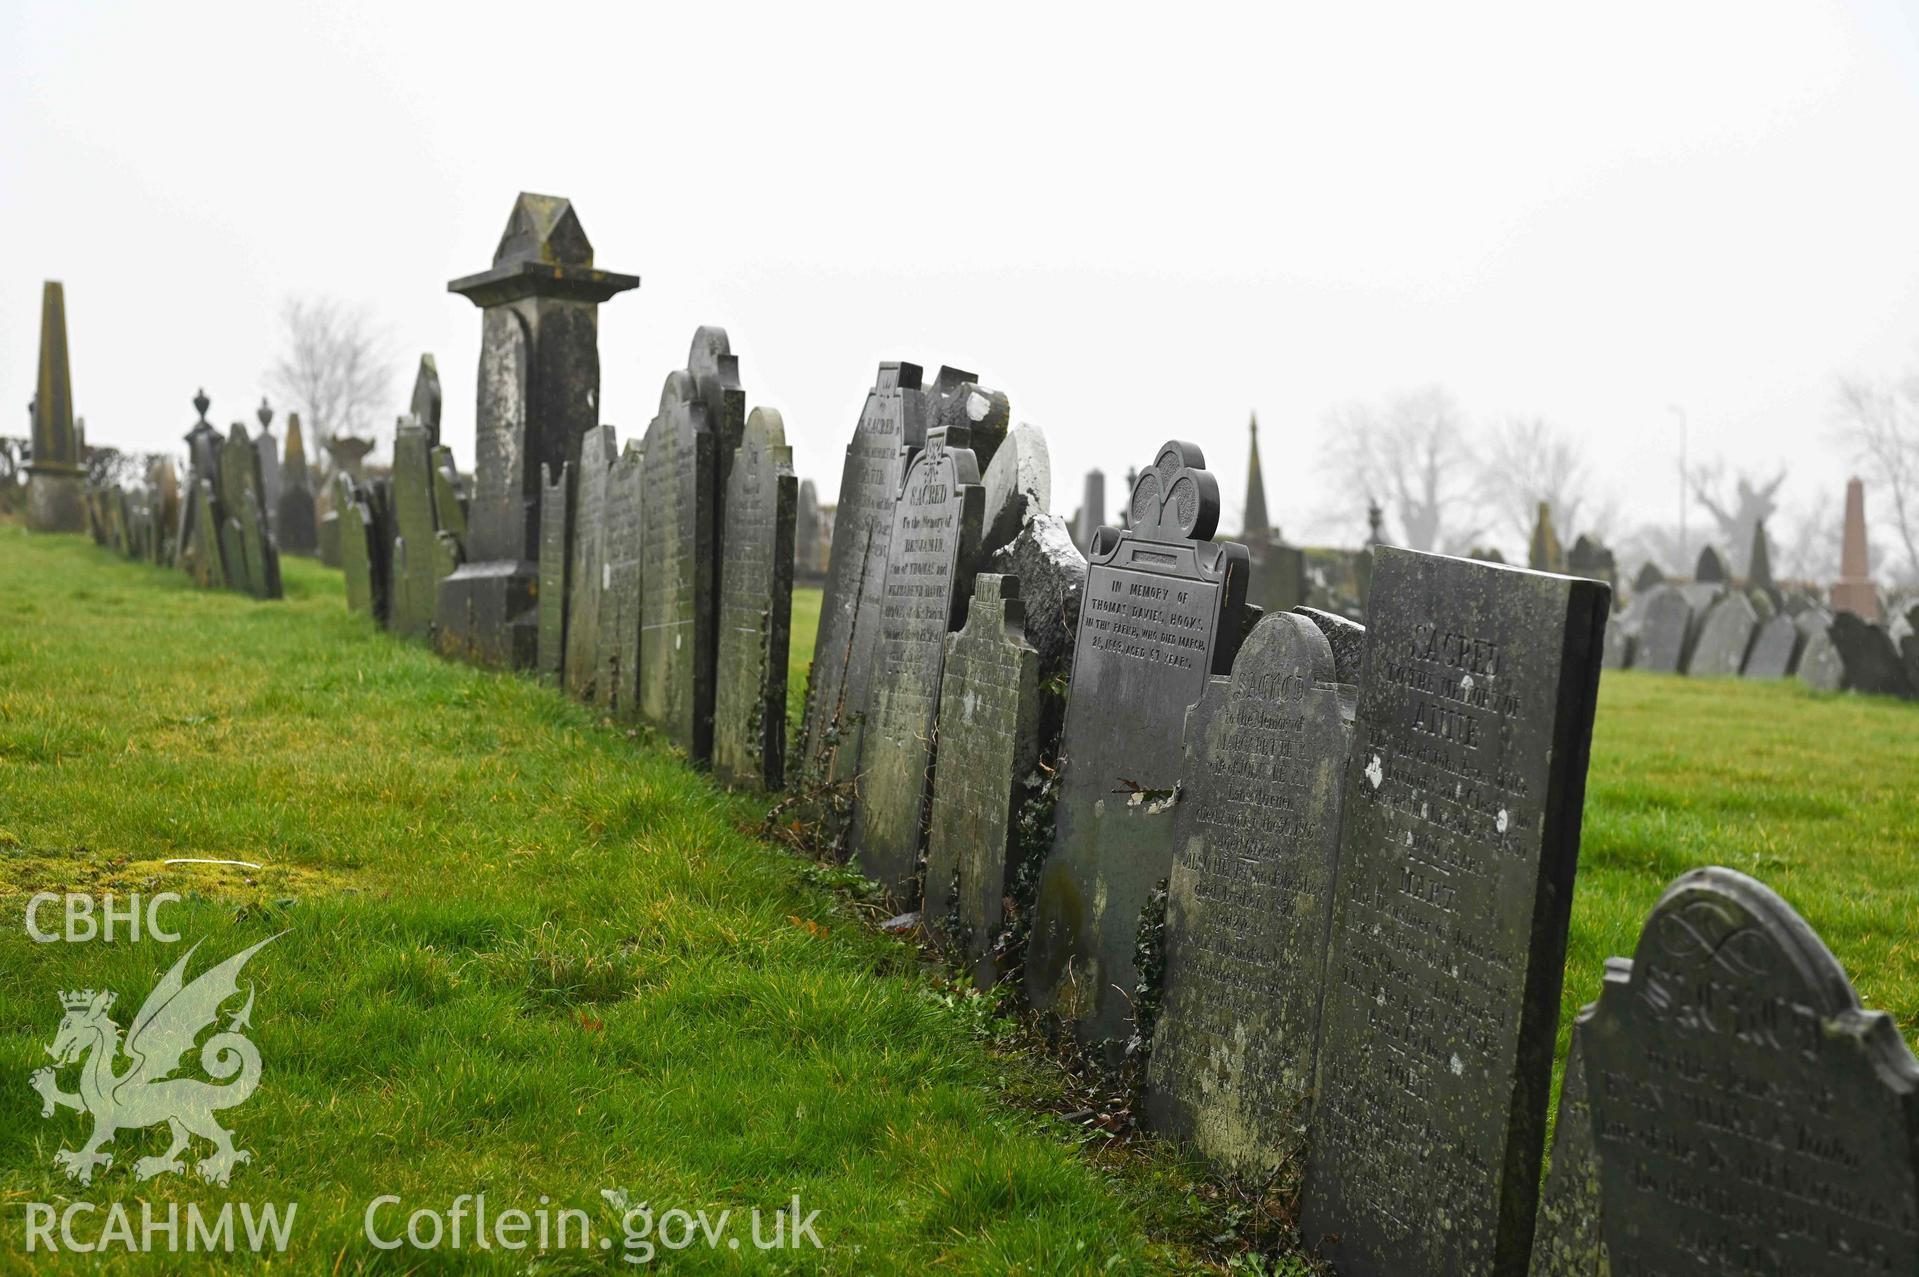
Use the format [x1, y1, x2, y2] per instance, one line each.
[83, 462, 178, 567]
[1607, 578, 1919, 699]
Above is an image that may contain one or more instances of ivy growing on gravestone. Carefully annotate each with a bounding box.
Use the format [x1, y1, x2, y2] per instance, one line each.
[989, 745, 1064, 989]
[1127, 878, 1170, 1064]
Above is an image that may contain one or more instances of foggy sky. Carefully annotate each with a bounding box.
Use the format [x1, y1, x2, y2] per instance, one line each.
[5, 1, 1918, 559]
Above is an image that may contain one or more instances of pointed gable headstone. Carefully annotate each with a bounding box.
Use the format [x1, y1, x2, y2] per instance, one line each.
[639, 372, 717, 754]
[1694, 544, 1729, 584]
[850, 422, 987, 899]
[438, 193, 637, 668]
[1025, 442, 1252, 1054]
[798, 363, 929, 785]
[713, 407, 797, 790]
[1300, 547, 1609, 1277]
[1143, 609, 1357, 1172]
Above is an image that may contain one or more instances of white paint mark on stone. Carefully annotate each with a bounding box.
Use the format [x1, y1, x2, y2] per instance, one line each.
[1365, 754, 1384, 788]
[603, 563, 611, 590]
[1496, 808, 1510, 834]
[966, 391, 990, 421]
[1449, 1053, 1464, 1076]
[1460, 673, 1475, 695]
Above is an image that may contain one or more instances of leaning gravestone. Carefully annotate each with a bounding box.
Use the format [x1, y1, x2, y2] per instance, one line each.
[639, 373, 717, 755]
[979, 421, 1050, 555]
[1633, 585, 1696, 673]
[1830, 612, 1915, 698]
[564, 426, 617, 703]
[1300, 547, 1609, 1277]
[536, 462, 570, 680]
[1525, 1021, 1611, 1277]
[851, 425, 987, 900]
[597, 442, 645, 717]
[1143, 609, 1356, 1174]
[1743, 612, 1803, 680]
[389, 418, 445, 639]
[1026, 442, 1252, 1055]
[987, 510, 1087, 683]
[1687, 591, 1759, 676]
[798, 363, 928, 784]
[923, 574, 1041, 987]
[712, 407, 797, 790]
[1581, 867, 1919, 1274]
[188, 478, 226, 589]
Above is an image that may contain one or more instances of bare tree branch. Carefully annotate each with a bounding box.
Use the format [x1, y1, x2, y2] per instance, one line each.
[264, 296, 398, 466]
[1321, 386, 1481, 553]
[1833, 370, 1919, 584]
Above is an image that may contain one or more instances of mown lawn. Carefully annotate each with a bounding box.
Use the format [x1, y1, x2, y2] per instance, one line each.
[0, 530, 1230, 1274]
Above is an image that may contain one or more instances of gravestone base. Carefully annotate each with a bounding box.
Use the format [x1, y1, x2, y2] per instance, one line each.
[25, 466, 85, 533]
[435, 560, 538, 669]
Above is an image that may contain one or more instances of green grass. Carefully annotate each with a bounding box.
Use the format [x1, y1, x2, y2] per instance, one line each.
[0, 531, 1226, 1274]
[3, 531, 1915, 1273]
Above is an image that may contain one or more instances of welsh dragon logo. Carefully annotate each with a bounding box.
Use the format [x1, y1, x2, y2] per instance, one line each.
[30, 935, 279, 1186]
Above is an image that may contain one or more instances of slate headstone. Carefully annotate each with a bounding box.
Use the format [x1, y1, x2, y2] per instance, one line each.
[713, 407, 797, 790]
[188, 478, 226, 590]
[564, 426, 616, 703]
[337, 475, 375, 617]
[1300, 547, 1609, 1277]
[639, 372, 717, 754]
[410, 353, 443, 440]
[1830, 612, 1914, 698]
[1295, 605, 1365, 683]
[276, 413, 318, 556]
[1633, 585, 1697, 673]
[1797, 617, 1845, 693]
[851, 425, 987, 900]
[793, 478, 825, 580]
[598, 442, 645, 716]
[1143, 609, 1356, 1174]
[389, 418, 445, 638]
[1026, 442, 1252, 1054]
[923, 574, 1042, 987]
[1525, 1023, 1611, 1277]
[1582, 867, 1919, 1274]
[536, 461, 570, 680]
[1688, 591, 1759, 676]
[797, 363, 928, 784]
[1742, 612, 1802, 679]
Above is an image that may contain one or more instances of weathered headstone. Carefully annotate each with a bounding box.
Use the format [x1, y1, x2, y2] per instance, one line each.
[1742, 612, 1802, 679]
[410, 353, 443, 437]
[851, 425, 988, 899]
[437, 193, 637, 668]
[979, 421, 1050, 555]
[564, 426, 617, 703]
[536, 462, 570, 680]
[1143, 609, 1357, 1173]
[188, 479, 226, 590]
[598, 442, 645, 716]
[25, 280, 85, 533]
[923, 574, 1042, 986]
[1300, 546, 1609, 1277]
[797, 363, 928, 784]
[713, 407, 797, 790]
[1688, 591, 1759, 676]
[389, 418, 445, 638]
[1076, 469, 1106, 552]
[254, 399, 282, 536]
[1829, 612, 1914, 697]
[276, 413, 318, 555]
[1564, 534, 1615, 592]
[1525, 1024, 1611, 1277]
[1026, 442, 1252, 1054]
[1296, 605, 1365, 683]
[317, 512, 341, 568]
[1797, 613, 1844, 692]
[431, 449, 467, 543]
[986, 510, 1087, 681]
[1601, 611, 1635, 670]
[1633, 585, 1697, 673]
[1582, 867, 1919, 1274]
[218, 424, 282, 600]
[1694, 544, 1729, 583]
[793, 479, 825, 580]
[639, 373, 717, 754]
[337, 474, 376, 617]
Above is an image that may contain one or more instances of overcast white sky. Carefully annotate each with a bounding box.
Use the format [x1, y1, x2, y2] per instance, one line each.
[5, 1, 1918, 558]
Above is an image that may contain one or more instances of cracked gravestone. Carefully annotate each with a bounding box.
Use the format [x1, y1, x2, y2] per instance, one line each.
[639, 372, 717, 754]
[1300, 547, 1609, 1277]
[1025, 442, 1252, 1056]
[923, 574, 1042, 987]
[1583, 867, 1919, 1274]
[713, 407, 797, 790]
[850, 424, 987, 900]
[1143, 609, 1357, 1174]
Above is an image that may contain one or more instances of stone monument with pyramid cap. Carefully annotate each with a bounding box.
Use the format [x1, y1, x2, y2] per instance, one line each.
[1831, 476, 1879, 621]
[26, 281, 86, 532]
[435, 192, 639, 668]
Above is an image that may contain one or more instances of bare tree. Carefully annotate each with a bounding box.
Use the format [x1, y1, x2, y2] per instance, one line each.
[1688, 459, 1786, 577]
[1774, 490, 1843, 585]
[1834, 368, 1919, 584]
[1477, 415, 1618, 552]
[1322, 386, 1482, 553]
[264, 297, 397, 463]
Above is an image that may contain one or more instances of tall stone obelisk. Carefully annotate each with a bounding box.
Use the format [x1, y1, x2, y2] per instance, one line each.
[435, 193, 638, 668]
[25, 281, 86, 532]
[1831, 475, 1879, 620]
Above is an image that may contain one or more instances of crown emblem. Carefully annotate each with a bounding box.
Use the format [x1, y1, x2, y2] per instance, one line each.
[60, 989, 114, 1012]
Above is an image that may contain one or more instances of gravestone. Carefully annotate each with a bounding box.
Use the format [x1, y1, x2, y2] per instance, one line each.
[389, 418, 445, 639]
[277, 413, 318, 555]
[337, 475, 376, 617]
[437, 193, 637, 668]
[793, 479, 825, 580]
[598, 442, 645, 716]
[1564, 534, 1615, 592]
[317, 514, 341, 567]
[713, 407, 797, 790]
[1742, 612, 1802, 679]
[1529, 501, 1563, 573]
[639, 372, 717, 754]
[1630, 561, 1664, 596]
[254, 400, 282, 536]
[188, 479, 225, 590]
[798, 362, 929, 784]
[1797, 614, 1844, 692]
[410, 353, 443, 436]
[1688, 591, 1759, 676]
[1829, 612, 1914, 697]
[1601, 612, 1635, 670]
[1142, 609, 1357, 1173]
[1076, 469, 1106, 552]
[1525, 1024, 1610, 1277]
[1633, 585, 1696, 673]
[929, 376, 1009, 476]
[218, 425, 282, 600]
[1694, 544, 1728, 583]
[25, 280, 86, 533]
[1582, 867, 1919, 1274]
[851, 425, 987, 900]
[923, 574, 1042, 987]
[1026, 442, 1252, 1054]
[565, 427, 617, 703]
[536, 462, 570, 680]
[1296, 606, 1365, 683]
[686, 326, 745, 509]
[979, 421, 1050, 555]
[1300, 546, 1609, 1277]
[1249, 543, 1308, 614]
[986, 510, 1087, 681]
[432, 449, 467, 543]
